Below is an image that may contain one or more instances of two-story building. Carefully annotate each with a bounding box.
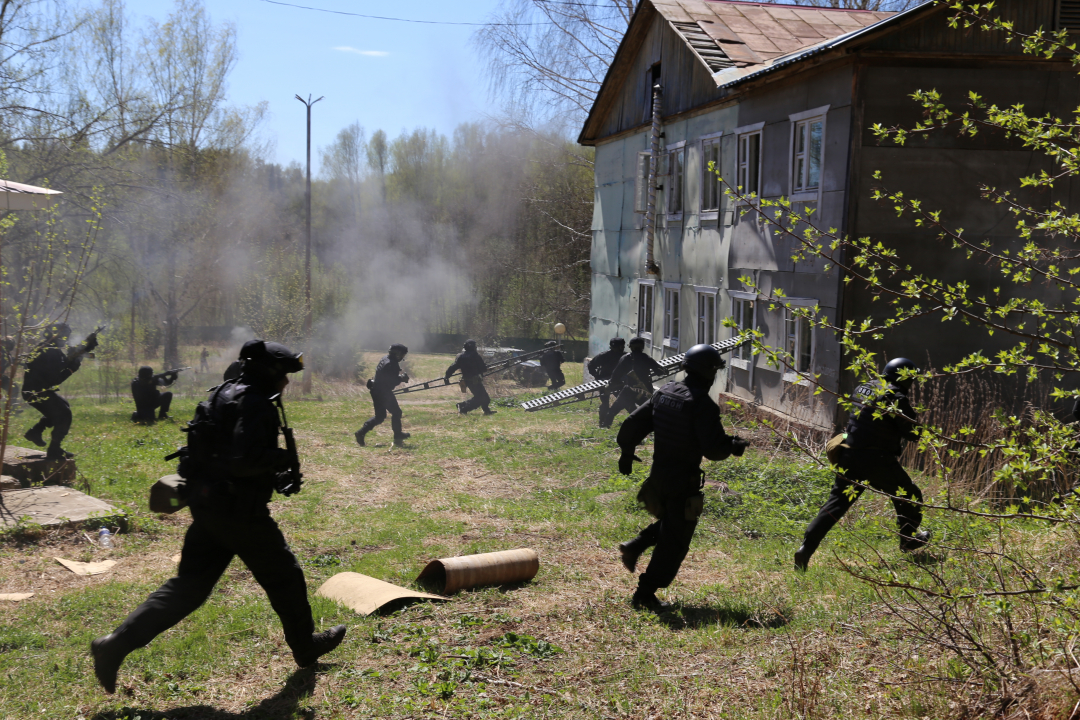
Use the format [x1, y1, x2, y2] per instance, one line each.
[581, 0, 1080, 427]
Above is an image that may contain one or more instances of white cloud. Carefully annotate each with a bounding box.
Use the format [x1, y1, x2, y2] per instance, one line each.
[333, 47, 389, 57]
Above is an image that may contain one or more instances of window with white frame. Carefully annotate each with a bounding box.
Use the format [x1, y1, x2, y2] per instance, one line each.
[634, 151, 650, 214]
[666, 145, 684, 217]
[737, 131, 761, 197]
[789, 107, 828, 197]
[731, 294, 755, 363]
[696, 289, 717, 345]
[637, 280, 655, 341]
[783, 303, 815, 377]
[701, 136, 722, 214]
[663, 284, 680, 347]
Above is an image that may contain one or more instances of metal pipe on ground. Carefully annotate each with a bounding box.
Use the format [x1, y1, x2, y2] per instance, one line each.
[416, 549, 539, 594]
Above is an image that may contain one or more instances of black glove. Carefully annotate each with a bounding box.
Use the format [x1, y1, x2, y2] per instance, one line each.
[85, 333, 99, 352]
[275, 470, 303, 496]
[618, 452, 643, 476]
[730, 437, 749, 457]
[401, 373, 410, 383]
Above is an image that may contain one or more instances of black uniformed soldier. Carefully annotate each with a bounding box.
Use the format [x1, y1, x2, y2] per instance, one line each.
[540, 341, 565, 391]
[446, 339, 496, 416]
[615, 344, 748, 612]
[130, 366, 178, 422]
[90, 340, 346, 693]
[588, 337, 626, 427]
[794, 357, 931, 571]
[22, 323, 95, 460]
[356, 343, 411, 447]
[602, 337, 662, 428]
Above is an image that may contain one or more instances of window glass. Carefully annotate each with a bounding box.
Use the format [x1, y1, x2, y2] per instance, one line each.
[793, 118, 824, 193]
[737, 132, 761, 197]
[702, 140, 720, 212]
[732, 298, 754, 361]
[697, 293, 716, 345]
[638, 284, 654, 334]
[664, 287, 680, 344]
[784, 307, 814, 373]
[808, 120, 823, 190]
[667, 148, 684, 215]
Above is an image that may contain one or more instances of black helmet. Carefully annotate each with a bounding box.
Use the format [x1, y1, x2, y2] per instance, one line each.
[239, 339, 304, 381]
[46, 322, 71, 341]
[544, 340, 557, 348]
[683, 344, 724, 380]
[628, 337, 646, 351]
[464, 339, 477, 351]
[609, 337, 625, 350]
[138, 366, 153, 380]
[883, 357, 918, 388]
[389, 343, 408, 357]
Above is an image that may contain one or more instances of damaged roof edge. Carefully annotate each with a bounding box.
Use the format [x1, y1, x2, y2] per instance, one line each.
[713, 0, 938, 90]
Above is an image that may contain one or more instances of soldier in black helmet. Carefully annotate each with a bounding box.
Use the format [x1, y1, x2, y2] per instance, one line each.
[540, 341, 565, 391]
[356, 343, 411, 447]
[615, 344, 749, 612]
[794, 357, 931, 571]
[602, 337, 662, 427]
[22, 322, 96, 460]
[445, 339, 496, 416]
[90, 339, 346, 693]
[588, 337, 626, 427]
[130, 366, 178, 422]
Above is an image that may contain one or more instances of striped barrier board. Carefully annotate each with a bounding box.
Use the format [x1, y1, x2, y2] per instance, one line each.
[520, 334, 749, 412]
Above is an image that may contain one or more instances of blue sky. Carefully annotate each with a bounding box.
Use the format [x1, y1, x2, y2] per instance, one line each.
[136, 0, 505, 171]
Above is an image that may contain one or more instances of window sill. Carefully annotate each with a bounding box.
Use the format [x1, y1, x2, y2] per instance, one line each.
[783, 371, 810, 386]
[789, 191, 819, 204]
[730, 358, 750, 371]
[663, 338, 679, 349]
[666, 214, 683, 224]
[700, 210, 719, 223]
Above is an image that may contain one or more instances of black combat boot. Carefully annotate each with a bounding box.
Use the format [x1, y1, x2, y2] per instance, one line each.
[631, 588, 671, 614]
[483, 408, 497, 416]
[794, 544, 812, 571]
[393, 433, 411, 447]
[457, 403, 468, 415]
[293, 624, 347, 668]
[158, 411, 170, 420]
[900, 529, 931, 553]
[47, 447, 74, 461]
[23, 427, 45, 448]
[90, 633, 131, 694]
[354, 428, 368, 447]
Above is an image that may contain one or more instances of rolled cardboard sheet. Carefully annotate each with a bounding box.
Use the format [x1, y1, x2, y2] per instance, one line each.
[416, 548, 539, 594]
[316, 572, 447, 616]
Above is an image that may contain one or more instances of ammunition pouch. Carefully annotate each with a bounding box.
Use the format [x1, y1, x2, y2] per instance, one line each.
[825, 433, 849, 466]
[636, 475, 665, 518]
[685, 492, 704, 521]
[366, 378, 374, 390]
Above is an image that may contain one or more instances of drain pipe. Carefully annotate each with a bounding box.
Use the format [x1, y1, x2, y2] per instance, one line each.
[644, 82, 662, 276]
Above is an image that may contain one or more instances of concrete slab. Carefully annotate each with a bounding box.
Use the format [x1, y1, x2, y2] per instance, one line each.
[0, 486, 123, 529]
[1, 446, 75, 487]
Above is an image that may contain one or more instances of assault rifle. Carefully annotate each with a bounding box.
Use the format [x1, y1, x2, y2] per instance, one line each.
[66, 325, 105, 362]
[520, 334, 749, 412]
[392, 345, 556, 396]
[154, 367, 191, 381]
[272, 394, 303, 496]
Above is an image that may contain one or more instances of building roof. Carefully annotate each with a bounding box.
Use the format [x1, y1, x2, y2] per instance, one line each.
[0, 179, 62, 211]
[655, 0, 895, 73]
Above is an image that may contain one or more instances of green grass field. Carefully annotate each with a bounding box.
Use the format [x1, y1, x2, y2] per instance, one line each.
[0, 351, 1061, 719]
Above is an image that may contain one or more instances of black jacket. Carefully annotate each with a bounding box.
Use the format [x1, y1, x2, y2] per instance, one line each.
[608, 350, 662, 393]
[844, 382, 918, 458]
[371, 355, 407, 392]
[540, 348, 564, 372]
[587, 348, 625, 381]
[446, 349, 486, 380]
[131, 374, 176, 414]
[22, 345, 80, 394]
[618, 379, 735, 494]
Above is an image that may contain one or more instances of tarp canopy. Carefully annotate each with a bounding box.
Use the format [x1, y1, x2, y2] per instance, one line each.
[0, 179, 61, 211]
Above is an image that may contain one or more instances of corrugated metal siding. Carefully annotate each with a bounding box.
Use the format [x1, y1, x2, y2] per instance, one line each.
[868, 0, 1058, 55]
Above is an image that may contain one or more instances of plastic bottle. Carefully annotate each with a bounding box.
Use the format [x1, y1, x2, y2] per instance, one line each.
[98, 527, 113, 549]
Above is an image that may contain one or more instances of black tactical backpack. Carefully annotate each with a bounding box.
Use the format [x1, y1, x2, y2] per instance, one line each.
[167, 379, 249, 479]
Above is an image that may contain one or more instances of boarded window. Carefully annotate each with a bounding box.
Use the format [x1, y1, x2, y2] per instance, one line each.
[1061, 0, 1080, 31]
[702, 138, 721, 212]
